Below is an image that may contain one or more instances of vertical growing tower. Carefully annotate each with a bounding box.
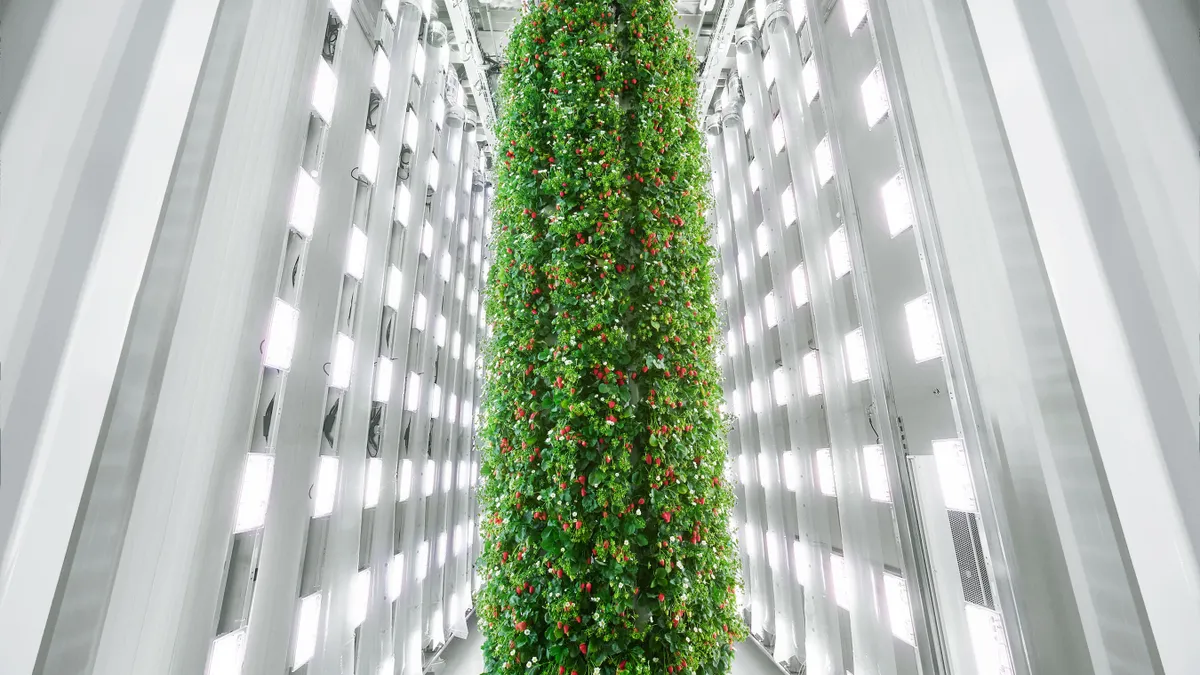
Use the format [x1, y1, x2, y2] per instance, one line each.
[476, 0, 747, 672]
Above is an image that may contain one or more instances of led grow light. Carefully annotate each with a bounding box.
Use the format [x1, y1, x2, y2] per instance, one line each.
[428, 156, 440, 188]
[451, 330, 461, 359]
[830, 552, 851, 608]
[816, 448, 836, 496]
[289, 169, 320, 238]
[398, 459, 413, 501]
[395, 182, 412, 224]
[766, 530, 782, 571]
[793, 539, 808, 585]
[844, 0, 868, 33]
[905, 293, 943, 362]
[423, 459, 436, 496]
[738, 453, 751, 486]
[346, 227, 367, 280]
[792, 264, 809, 306]
[365, 457, 383, 508]
[361, 132, 380, 184]
[373, 48, 390, 96]
[434, 314, 446, 347]
[727, 329, 738, 357]
[414, 46, 426, 83]
[430, 383, 442, 418]
[750, 159, 762, 192]
[464, 342, 475, 366]
[884, 572, 916, 644]
[966, 603, 1015, 675]
[863, 444, 891, 502]
[829, 226, 852, 279]
[861, 66, 889, 128]
[292, 593, 321, 669]
[413, 293, 428, 331]
[738, 251, 750, 280]
[743, 315, 757, 346]
[440, 459, 452, 493]
[264, 299, 300, 370]
[234, 454, 273, 533]
[388, 552, 405, 600]
[750, 380, 766, 414]
[446, 392, 458, 425]
[416, 541, 430, 580]
[933, 438, 976, 511]
[882, 172, 914, 236]
[421, 221, 434, 258]
[845, 327, 870, 383]
[803, 350, 822, 396]
[404, 373, 421, 411]
[330, 333, 354, 389]
[772, 366, 789, 406]
[764, 291, 778, 328]
[781, 184, 797, 226]
[437, 532, 448, 566]
[721, 273, 732, 299]
[771, 114, 785, 153]
[756, 223, 770, 257]
[453, 523, 464, 554]
[781, 449, 799, 491]
[815, 136, 834, 186]
[206, 628, 246, 675]
[803, 58, 820, 105]
[313, 456, 339, 517]
[349, 568, 371, 628]
[312, 59, 337, 124]
[375, 358, 395, 403]
[404, 109, 419, 149]
[471, 239, 482, 265]
[439, 251, 451, 281]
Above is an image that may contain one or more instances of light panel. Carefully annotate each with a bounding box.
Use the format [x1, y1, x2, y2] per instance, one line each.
[763, 291, 778, 328]
[451, 330, 462, 359]
[428, 156, 440, 189]
[330, 333, 354, 389]
[781, 184, 797, 226]
[803, 58, 820, 105]
[414, 45, 426, 83]
[966, 604, 1015, 675]
[771, 366, 789, 406]
[386, 266, 405, 312]
[437, 531, 448, 566]
[861, 66, 889, 128]
[398, 459, 413, 502]
[933, 438, 977, 511]
[234, 454, 273, 533]
[816, 448, 836, 496]
[413, 293, 428, 331]
[365, 457, 383, 508]
[742, 314, 756, 346]
[289, 169, 320, 238]
[750, 380, 766, 414]
[361, 132, 380, 184]
[905, 293, 943, 362]
[881, 172, 914, 236]
[313, 456, 339, 517]
[884, 573, 916, 644]
[416, 541, 430, 581]
[206, 629, 246, 675]
[845, 327, 870, 383]
[423, 459, 436, 497]
[388, 553, 405, 601]
[844, 0, 868, 33]
[830, 552, 851, 609]
[292, 593, 321, 669]
[349, 568, 371, 628]
[803, 350, 822, 396]
[439, 251, 451, 281]
[404, 372, 421, 412]
[471, 239, 482, 265]
[781, 449, 799, 492]
[441, 458, 453, 493]
[374, 357, 394, 402]
[771, 114, 785, 153]
[755, 223, 770, 257]
[815, 136, 834, 186]
[312, 59, 337, 124]
[395, 182, 412, 224]
[373, 48, 390, 96]
[404, 109, 419, 149]
[829, 226, 852, 279]
[264, 299, 300, 371]
[749, 159, 762, 192]
[434, 314, 446, 347]
[421, 221, 434, 258]
[346, 227, 368, 280]
[430, 383, 442, 418]
[792, 264, 809, 307]
[863, 444, 891, 502]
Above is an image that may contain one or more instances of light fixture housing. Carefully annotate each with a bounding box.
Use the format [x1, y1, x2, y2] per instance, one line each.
[863, 444, 892, 502]
[360, 132, 380, 183]
[289, 169, 320, 238]
[345, 227, 368, 280]
[815, 135, 835, 186]
[373, 48, 390, 96]
[905, 293, 944, 362]
[292, 593, 322, 669]
[313, 456, 339, 517]
[845, 327, 870, 383]
[364, 457, 383, 508]
[312, 59, 338, 124]
[330, 333, 354, 389]
[861, 65, 890, 128]
[234, 454, 274, 533]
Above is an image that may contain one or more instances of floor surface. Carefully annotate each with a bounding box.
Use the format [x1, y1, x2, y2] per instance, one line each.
[437, 623, 783, 674]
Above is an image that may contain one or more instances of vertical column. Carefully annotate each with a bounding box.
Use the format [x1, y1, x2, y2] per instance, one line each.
[0, 0, 221, 672]
[705, 114, 753, 629]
